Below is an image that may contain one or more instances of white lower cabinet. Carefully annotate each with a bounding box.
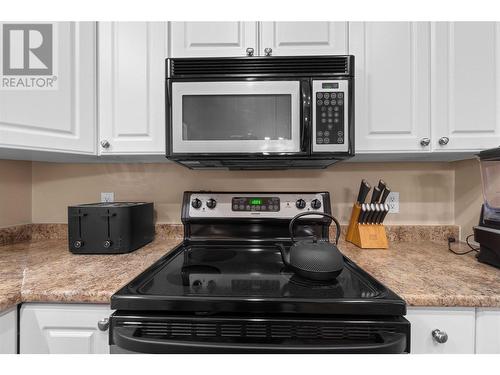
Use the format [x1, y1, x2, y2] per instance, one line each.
[475, 308, 500, 353]
[406, 307, 475, 354]
[20, 304, 112, 354]
[0, 307, 17, 354]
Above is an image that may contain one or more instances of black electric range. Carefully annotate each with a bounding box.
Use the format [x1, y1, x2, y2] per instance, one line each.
[110, 192, 410, 354]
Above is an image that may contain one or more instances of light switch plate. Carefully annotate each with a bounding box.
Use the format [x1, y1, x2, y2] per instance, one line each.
[101, 192, 114, 203]
[387, 192, 399, 213]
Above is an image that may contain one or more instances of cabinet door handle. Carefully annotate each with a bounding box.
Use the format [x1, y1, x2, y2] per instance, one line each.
[246, 47, 254, 56]
[98, 318, 110, 331]
[420, 138, 430, 147]
[264, 47, 273, 57]
[431, 329, 448, 344]
[100, 140, 110, 149]
[438, 137, 450, 146]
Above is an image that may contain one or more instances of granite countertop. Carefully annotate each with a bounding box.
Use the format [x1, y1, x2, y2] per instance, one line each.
[1, 237, 500, 312]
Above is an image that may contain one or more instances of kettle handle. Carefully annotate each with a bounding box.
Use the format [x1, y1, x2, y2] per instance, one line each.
[289, 212, 341, 244]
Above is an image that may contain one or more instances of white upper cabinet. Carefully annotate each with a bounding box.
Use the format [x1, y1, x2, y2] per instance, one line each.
[170, 22, 257, 57]
[350, 22, 431, 153]
[0, 22, 96, 154]
[259, 22, 348, 56]
[98, 22, 167, 155]
[431, 22, 500, 152]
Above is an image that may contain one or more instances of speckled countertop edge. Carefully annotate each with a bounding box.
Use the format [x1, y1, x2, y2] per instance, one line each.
[2, 224, 500, 312]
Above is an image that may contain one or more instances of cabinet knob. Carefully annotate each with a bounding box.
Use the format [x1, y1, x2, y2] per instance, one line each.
[439, 136, 450, 146]
[264, 47, 273, 57]
[100, 140, 110, 149]
[431, 329, 448, 344]
[420, 138, 430, 146]
[246, 47, 254, 56]
[98, 318, 110, 331]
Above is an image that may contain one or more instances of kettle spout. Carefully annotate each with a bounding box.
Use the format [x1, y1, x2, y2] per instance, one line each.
[276, 243, 291, 266]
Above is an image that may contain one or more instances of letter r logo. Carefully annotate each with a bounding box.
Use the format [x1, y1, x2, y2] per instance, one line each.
[2, 24, 53, 75]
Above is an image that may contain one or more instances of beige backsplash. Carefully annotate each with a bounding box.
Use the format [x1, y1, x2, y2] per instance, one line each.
[455, 158, 483, 240]
[0, 160, 32, 228]
[31, 161, 456, 225]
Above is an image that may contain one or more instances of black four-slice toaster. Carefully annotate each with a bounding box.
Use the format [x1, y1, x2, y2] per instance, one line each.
[68, 202, 154, 254]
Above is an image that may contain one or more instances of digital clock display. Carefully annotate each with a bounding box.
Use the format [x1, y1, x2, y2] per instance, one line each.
[322, 82, 339, 89]
[250, 198, 262, 205]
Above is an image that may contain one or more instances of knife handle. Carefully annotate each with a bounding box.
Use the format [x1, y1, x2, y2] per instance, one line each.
[380, 204, 390, 223]
[378, 179, 387, 192]
[361, 204, 371, 224]
[365, 203, 376, 224]
[370, 186, 382, 204]
[380, 186, 391, 204]
[358, 203, 366, 223]
[356, 179, 371, 204]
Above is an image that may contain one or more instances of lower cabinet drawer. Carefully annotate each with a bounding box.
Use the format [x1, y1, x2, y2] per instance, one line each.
[406, 307, 475, 354]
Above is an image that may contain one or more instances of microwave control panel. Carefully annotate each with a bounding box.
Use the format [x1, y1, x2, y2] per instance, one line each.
[312, 80, 349, 153]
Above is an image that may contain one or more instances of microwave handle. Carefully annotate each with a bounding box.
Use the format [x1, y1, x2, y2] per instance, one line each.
[300, 80, 312, 152]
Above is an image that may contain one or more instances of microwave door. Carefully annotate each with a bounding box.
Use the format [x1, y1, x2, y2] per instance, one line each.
[171, 81, 301, 154]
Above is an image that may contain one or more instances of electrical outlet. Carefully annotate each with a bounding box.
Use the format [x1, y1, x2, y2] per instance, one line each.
[387, 192, 399, 213]
[101, 192, 114, 203]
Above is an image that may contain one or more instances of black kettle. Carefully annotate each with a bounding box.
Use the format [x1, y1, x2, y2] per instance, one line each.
[279, 211, 344, 281]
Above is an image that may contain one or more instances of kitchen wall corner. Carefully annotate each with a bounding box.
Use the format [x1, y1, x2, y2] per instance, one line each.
[454, 158, 483, 241]
[0, 160, 32, 228]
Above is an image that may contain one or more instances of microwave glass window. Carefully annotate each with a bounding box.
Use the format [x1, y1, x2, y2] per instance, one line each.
[182, 94, 292, 141]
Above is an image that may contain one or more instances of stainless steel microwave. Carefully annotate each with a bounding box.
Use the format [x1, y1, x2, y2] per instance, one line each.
[166, 55, 354, 169]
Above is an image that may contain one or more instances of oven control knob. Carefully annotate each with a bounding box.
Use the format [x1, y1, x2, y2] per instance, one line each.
[295, 199, 306, 209]
[206, 198, 217, 209]
[192, 280, 202, 291]
[191, 198, 202, 209]
[311, 199, 322, 210]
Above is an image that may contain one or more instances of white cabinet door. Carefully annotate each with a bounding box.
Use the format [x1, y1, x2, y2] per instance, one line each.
[98, 22, 167, 155]
[476, 308, 500, 353]
[406, 307, 475, 354]
[170, 22, 257, 57]
[0, 22, 96, 154]
[0, 307, 17, 354]
[350, 22, 431, 153]
[259, 22, 347, 56]
[432, 22, 500, 152]
[20, 304, 112, 354]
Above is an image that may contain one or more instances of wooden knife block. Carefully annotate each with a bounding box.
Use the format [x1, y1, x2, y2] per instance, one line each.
[346, 203, 388, 249]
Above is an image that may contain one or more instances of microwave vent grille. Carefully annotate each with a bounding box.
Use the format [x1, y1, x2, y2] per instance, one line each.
[170, 56, 352, 78]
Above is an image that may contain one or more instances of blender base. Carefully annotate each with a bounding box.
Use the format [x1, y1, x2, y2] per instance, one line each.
[474, 225, 500, 269]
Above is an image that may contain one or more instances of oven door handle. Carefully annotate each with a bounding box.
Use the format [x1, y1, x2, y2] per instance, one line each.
[113, 328, 407, 354]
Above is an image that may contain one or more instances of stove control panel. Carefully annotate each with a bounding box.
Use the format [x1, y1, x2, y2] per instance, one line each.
[187, 192, 328, 218]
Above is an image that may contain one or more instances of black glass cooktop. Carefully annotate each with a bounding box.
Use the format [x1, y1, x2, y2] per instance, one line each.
[112, 242, 406, 316]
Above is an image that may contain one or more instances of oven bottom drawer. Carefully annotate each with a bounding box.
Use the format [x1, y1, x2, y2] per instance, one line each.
[110, 313, 410, 354]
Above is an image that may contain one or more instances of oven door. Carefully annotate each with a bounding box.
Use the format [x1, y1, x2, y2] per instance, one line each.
[170, 81, 303, 154]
